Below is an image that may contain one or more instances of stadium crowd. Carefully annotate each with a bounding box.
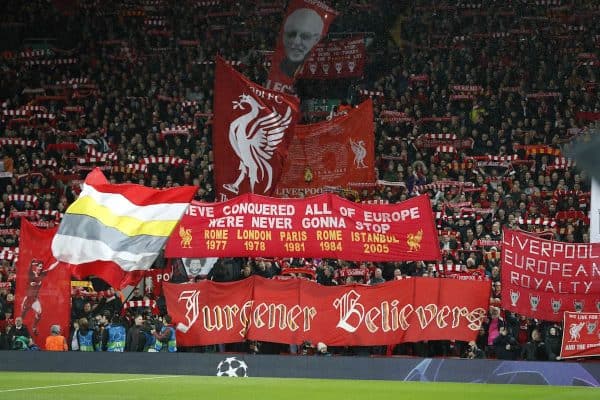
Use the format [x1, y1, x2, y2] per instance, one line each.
[0, 0, 599, 360]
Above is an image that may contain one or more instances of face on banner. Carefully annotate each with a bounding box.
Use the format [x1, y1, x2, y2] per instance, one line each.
[283, 9, 324, 68]
[266, 0, 337, 93]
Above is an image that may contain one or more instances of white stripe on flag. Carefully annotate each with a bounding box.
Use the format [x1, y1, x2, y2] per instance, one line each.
[51, 234, 159, 270]
[79, 183, 190, 221]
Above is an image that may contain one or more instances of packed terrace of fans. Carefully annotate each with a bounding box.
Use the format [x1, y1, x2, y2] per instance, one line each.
[0, 0, 599, 357]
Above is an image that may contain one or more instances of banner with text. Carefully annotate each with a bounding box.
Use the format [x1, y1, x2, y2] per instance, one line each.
[501, 229, 600, 321]
[266, 0, 338, 93]
[560, 312, 600, 359]
[164, 276, 489, 346]
[297, 36, 365, 79]
[165, 193, 440, 261]
[213, 57, 300, 201]
[275, 99, 375, 197]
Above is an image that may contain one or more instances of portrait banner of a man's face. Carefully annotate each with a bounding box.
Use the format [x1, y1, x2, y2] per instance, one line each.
[266, 0, 337, 93]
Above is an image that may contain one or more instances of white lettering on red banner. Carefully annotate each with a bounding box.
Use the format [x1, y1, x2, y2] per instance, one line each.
[501, 229, 600, 321]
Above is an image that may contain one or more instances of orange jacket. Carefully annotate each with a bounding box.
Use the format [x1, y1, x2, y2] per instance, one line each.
[45, 335, 68, 351]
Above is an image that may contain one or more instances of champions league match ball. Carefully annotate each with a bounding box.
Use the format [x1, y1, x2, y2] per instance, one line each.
[216, 357, 249, 377]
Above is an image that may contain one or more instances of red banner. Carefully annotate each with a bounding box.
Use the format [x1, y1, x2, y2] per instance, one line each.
[213, 57, 300, 201]
[15, 219, 70, 347]
[501, 229, 600, 321]
[165, 193, 440, 261]
[275, 99, 375, 197]
[560, 312, 600, 359]
[297, 36, 365, 79]
[164, 276, 489, 346]
[265, 0, 338, 93]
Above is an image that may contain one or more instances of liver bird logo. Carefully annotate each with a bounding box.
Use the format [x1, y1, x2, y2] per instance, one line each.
[179, 225, 192, 249]
[407, 229, 423, 251]
[350, 139, 367, 168]
[223, 93, 292, 195]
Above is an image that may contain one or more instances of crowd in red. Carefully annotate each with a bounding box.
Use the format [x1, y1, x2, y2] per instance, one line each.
[0, 0, 599, 360]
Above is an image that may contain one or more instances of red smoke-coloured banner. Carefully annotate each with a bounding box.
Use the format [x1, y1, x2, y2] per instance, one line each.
[213, 57, 300, 201]
[297, 36, 365, 79]
[560, 312, 600, 359]
[164, 276, 490, 346]
[266, 0, 337, 93]
[15, 219, 70, 347]
[165, 193, 440, 262]
[501, 229, 600, 321]
[275, 99, 375, 197]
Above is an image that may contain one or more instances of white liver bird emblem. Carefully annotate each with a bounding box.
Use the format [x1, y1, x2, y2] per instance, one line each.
[223, 93, 292, 194]
[350, 138, 367, 168]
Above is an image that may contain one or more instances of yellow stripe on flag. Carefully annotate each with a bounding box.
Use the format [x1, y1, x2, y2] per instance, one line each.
[66, 196, 178, 237]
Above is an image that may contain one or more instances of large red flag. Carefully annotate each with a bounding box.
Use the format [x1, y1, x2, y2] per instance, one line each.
[213, 57, 300, 201]
[52, 168, 197, 289]
[265, 0, 338, 93]
[15, 219, 71, 347]
[275, 99, 375, 197]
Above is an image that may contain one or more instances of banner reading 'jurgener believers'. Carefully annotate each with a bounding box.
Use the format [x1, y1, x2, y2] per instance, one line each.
[501, 229, 600, 321]
[164, 276, 490, 346]
[165, 193, 440, 262]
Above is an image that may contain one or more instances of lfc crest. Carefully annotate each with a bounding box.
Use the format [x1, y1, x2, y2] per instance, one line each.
[569, 322, 585, 342]
[574, 300, 585, 312]
[304, 166, 313, 183]
[223, 94, 293, 195]
[407, 229, 423, 251]
[349, 139, 367, 169]
[179, 225, 192, 249]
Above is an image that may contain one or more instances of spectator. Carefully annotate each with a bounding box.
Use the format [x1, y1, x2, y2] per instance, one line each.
[545, 326, 563, 361]
[125, 314, 146, 352]
[521, 329, 546, 361]
[493, 327, 520, 360]
[45, 324, 68, 351]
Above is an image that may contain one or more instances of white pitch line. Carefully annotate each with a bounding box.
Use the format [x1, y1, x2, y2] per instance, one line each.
[0, 375, 181, 393]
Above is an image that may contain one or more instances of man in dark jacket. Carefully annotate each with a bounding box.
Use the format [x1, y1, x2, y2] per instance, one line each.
[521, 329, 546, 361]
[125, 314, 146, 352]
[493, 327, 520, 360]
[545, 326, 562, 361]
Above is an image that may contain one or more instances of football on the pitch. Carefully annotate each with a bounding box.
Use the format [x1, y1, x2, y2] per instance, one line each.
[216, 357, 249, 377]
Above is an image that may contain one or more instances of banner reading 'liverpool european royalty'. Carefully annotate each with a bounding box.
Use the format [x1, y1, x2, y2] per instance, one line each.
[501, 229, 600, 321]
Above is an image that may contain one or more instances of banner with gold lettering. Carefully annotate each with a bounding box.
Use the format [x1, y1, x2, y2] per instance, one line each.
[560, 312, 600, 359]
[164, 193, 440, 262]
[265, 0, 338, 93]
[213, 56, 301, 202]
[275, 99, 375, 197]
[501, 229, 600, 321]
[164, 276, 489, 346]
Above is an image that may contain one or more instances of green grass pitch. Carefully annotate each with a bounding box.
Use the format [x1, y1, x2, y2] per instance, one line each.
[0, 372, 598, 400]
